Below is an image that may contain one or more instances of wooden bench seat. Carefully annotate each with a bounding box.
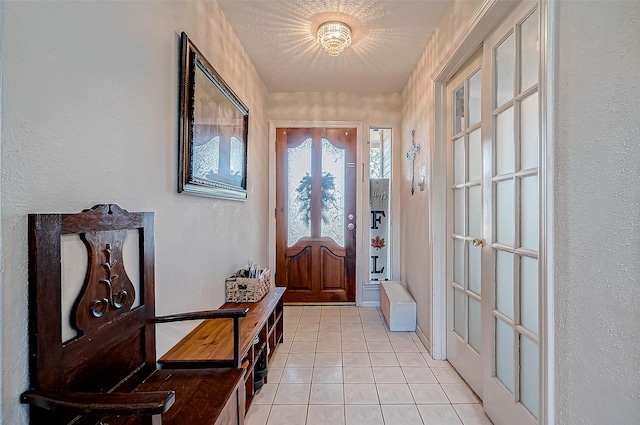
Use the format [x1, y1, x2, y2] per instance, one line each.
[160, 287, 285, 408]
[20, 204, 248, 425]
[97, 369, 245, 425]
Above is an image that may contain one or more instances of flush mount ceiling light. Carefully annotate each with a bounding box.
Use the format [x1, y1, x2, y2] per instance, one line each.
[317, 21, 352, 56]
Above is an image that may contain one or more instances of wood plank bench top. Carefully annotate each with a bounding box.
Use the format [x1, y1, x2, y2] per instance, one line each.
[160, 287, 285, 365]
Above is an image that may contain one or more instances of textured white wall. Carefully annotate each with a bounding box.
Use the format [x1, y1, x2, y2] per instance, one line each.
[400, 0, 481, 347]
[1, 1, 268, 423]
[555, 1, 640, 423]
[268, 92, 403, 304]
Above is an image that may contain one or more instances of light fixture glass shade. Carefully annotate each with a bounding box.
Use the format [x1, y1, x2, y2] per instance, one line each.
[317, 21, 352, 56]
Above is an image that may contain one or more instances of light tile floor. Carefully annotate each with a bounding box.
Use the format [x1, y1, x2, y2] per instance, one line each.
[246, 306, 493, 425]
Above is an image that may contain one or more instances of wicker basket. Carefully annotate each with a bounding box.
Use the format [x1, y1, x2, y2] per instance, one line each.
[225, 269, 271, 303]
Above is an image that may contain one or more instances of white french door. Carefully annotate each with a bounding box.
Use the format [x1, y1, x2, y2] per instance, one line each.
[446, 2, 541, 424]
[446, 51, 484, 397]
[482, 2, 540, 424]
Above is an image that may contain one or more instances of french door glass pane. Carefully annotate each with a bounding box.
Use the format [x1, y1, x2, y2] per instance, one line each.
[454, 239, 465, 286]
[496, 179, 514, 245]
[454, 188, 465, 235]
[468, 129, 482, 181]
[321, 138, 346, 246]
[496, 107, 515, 175]
[520, 175, 539, 250]
[468, 243, 481, 295]
[454, 288, 467, 338]
[469, 70, 482, 126]
[468, 297, 481, 352]
[495, 318, 515, 393]
[468, 185, 482, 237]
[520, 12, 539, 92]
[287, 138, 313, 246]
[496, 33, 515, 108]
[454, 85, 465, 134]
[520, 334, 540, 417]
[520, 256, 539, 333]
[520, 93, 539, 170]
[454, 137, 465, 185]
[496, 250, 514, 319]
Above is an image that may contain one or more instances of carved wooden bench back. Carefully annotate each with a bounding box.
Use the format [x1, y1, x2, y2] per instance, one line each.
[28, 204, 156, 423]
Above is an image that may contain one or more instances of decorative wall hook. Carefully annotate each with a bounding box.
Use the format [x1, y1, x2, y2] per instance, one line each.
[406, 129, 420, 195]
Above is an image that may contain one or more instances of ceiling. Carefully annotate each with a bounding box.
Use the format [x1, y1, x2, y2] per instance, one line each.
[217, 0, 454, 94]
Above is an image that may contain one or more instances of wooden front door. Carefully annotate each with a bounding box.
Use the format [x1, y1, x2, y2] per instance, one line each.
[276, 128, 357, 303]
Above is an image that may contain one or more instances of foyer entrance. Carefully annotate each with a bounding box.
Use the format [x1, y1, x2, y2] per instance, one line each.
[275, 128, 357, 303]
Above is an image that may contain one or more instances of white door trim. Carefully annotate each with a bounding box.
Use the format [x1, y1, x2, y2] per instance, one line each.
[268, 120, 365, 305]
[431, 81, 448, 360]
[431, 1, 556, 424]
[539, 1, 557, 423]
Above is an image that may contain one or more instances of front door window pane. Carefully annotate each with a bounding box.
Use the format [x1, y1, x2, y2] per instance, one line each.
[230, 137, 244, 178]
[287, 138, 312, 246]
[193, 136, 220, 178]
[321, 138, 345, 246]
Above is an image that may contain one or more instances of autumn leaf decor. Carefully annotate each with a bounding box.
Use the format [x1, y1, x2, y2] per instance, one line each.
[295, 172, 338, 226]
[371, 236, 385, 249]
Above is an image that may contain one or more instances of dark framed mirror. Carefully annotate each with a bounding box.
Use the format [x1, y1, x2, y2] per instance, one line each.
[178, 32, 249, 200]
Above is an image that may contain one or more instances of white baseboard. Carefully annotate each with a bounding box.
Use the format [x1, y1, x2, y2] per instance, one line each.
[415, 325, 435, 358]
[361, 300, 381, 308]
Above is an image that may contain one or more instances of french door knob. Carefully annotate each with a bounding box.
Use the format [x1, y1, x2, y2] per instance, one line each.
[348, 223, 355, 230]
[472, 238, 486, 247]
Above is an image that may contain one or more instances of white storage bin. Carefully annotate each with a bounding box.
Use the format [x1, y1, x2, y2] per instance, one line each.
[380, 281, 416, 332]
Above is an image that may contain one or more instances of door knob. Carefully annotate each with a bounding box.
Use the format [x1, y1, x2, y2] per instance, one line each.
[348, 214, 354, 220]
[472, 238, 486, 247]
[348, 223, 355, 230]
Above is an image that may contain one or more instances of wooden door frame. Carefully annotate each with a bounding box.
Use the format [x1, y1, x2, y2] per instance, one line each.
[268, 121, 364, 305]
[429, 1, 556, 424]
